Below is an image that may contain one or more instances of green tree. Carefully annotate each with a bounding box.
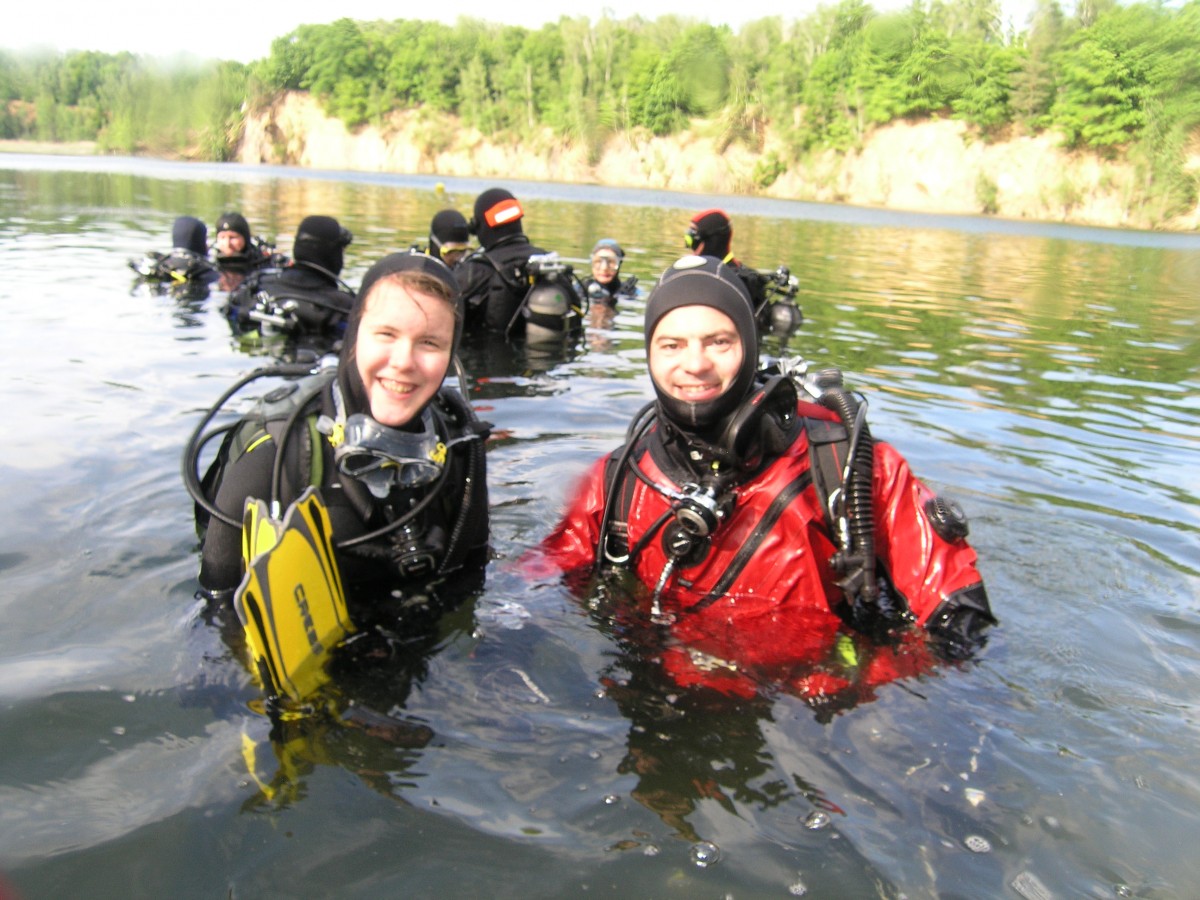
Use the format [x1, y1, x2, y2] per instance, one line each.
[628, 56, 690, 134]
[950, 40, 1020, 132]
[1051, 38, 1145, 148]
[929, 0, 1004, 41]
[743, 16, 807, 125]
[1010, 0, 1067, 126]
[194, 60, 248, 160]
[257, 29, 314, 92]
[794, 0, 893, 151]
[1049, 5, 1165, 150]
[303, 19, 378, 127]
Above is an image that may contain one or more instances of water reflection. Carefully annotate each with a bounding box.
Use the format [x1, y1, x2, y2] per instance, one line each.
[129, 277, 213, 327]
[458, 332, 582, 397]
[198, 570, 485, 812]
[2, 156, 1199, 898]
[579, 573, 950, 845]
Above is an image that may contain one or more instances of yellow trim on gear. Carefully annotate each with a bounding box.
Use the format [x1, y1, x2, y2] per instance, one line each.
[245, 433, 274, 455]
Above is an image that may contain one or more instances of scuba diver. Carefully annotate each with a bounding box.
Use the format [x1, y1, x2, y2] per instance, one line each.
[213, 211, 285, 275]
[456, 187, 585, 340]
[223, 215, 356, 350]
[582, 238, 638, 306]
[128, 215, 218, 286]
[686, 209, 802, 335]
[189, 250, 491, 613]
[531, 256, 994, 698]
[421, 209, 472, 269]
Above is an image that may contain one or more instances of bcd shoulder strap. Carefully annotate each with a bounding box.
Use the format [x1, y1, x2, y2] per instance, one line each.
[481, 249, 530, 294]
[803, 416, 849, 536]
[226, 373, 334, 486]
[602, 438, 658, 564]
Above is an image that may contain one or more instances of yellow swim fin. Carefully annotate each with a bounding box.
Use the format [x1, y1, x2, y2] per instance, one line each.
[242, 496, 283, 563]
[233, 487, 354, 703]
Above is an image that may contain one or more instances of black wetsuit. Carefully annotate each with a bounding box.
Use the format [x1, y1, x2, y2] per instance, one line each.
[456, 234, 548, 334]
[225, 264, 356, 341]
[196, 374, 490, 599]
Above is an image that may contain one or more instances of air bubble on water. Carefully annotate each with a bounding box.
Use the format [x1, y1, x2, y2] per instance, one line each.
[589, 749, 602, 760]
[964, 834, 991, 853]
[803, 811, 831, 830]
[603, 794, 619, 805]
[643, 844, 660, 857]
[690, 841, 721, 868]
[112, 726, 126, 736]
[476, 599, 531, 630]
[122, 694, 136, 703]
[1114, 886, 1133, 899]
[788, 875, 808, 896]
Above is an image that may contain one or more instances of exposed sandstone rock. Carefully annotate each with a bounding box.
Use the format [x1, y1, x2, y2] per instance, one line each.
[238, 92, 1199, 232]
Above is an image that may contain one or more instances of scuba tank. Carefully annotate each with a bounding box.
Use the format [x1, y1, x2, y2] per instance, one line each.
[508, 253, 587, 343]
[232, 261, 356, 338]
[757, 265, 803, 335]
[129, 248, 215, 283]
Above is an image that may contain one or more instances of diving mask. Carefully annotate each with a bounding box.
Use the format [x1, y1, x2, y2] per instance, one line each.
[333, 410, 447, 498]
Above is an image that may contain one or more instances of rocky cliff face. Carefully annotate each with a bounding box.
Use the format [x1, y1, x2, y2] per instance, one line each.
[239, 92, 1199, 231]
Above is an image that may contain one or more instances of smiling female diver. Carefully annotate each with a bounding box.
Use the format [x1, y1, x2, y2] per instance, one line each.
[191, 251, 490, 604]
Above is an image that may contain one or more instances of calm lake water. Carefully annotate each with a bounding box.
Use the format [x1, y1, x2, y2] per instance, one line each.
[1, 154, 1198, 899]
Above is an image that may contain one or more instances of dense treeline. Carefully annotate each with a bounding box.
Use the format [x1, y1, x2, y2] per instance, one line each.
[3, 1, 1199, 216]
[0, 51, 247, 159]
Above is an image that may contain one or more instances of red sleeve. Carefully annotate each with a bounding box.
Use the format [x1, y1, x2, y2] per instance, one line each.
[871, 441, 985, 625]
[522, 454, 611, 578]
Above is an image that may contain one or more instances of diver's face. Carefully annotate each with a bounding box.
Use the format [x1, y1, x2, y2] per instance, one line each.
[215, 230, 246, 255]
[591, 251, 620, 285]
[648, 305, 743, 406]
[356, 279, 455, 428]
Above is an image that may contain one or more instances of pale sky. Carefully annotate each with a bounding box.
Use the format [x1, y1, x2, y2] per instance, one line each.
[4, 0, 1035, 63]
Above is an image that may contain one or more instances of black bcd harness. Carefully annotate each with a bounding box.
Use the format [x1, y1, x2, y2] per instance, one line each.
[599, 414, 848, 574]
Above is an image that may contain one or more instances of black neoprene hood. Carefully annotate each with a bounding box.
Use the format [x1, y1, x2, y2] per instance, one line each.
[644, 255, 758, 432]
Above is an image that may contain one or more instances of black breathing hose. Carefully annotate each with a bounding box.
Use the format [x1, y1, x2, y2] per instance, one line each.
[440, 427, 485, 573]
[268, 376, 332, 513]
[594, 402, 658, 576]
[818, 386, 879, 611]
[182, 363, 314, 529]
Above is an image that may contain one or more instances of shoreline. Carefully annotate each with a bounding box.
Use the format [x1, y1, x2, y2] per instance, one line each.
[5, 108, 1198, 233]
[0, 139, 98, 156]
